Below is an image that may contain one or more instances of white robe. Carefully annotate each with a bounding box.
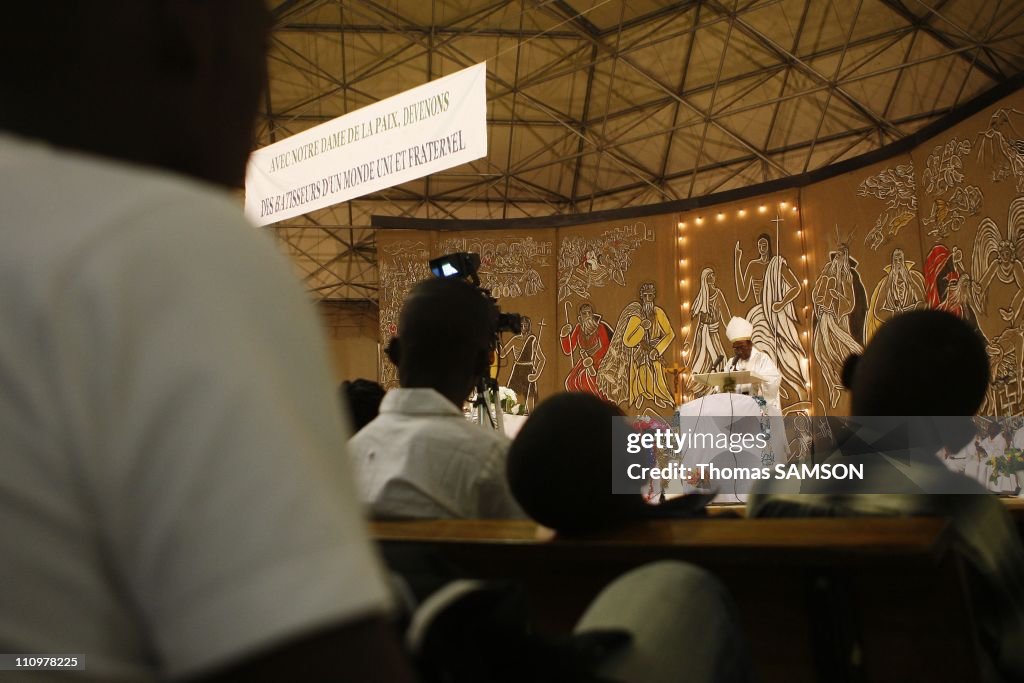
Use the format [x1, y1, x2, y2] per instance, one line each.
[726, 346, 783, 412]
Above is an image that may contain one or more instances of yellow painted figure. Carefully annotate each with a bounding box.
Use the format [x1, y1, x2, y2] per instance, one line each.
[600, 283, 675, 409]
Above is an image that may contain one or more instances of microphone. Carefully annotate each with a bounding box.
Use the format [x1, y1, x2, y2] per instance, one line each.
[730, 353, 740, 370]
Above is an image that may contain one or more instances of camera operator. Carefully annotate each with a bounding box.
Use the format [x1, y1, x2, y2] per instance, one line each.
[348, 277, 525, 520]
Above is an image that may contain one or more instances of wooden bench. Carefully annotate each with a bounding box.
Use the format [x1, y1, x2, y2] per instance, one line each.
[1005, 498, 1024, 540]
[373, 517, 983, 682]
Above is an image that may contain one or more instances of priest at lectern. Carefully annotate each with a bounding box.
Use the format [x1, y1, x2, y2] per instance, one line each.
[724, 316, 783, 413]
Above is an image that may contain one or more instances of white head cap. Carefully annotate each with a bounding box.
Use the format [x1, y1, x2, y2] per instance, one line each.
[726, 316, 753, 342]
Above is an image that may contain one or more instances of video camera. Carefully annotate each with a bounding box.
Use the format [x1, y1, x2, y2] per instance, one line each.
[429, 252, 522, 334]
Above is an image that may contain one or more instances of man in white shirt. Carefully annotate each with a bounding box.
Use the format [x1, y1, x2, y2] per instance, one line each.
[724, 316, 784, 412]
[0, 2, 413, 681]
[350, 277, 525, 519]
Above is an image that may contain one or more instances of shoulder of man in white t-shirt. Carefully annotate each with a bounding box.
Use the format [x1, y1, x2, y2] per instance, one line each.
[0, 134, 413, 682]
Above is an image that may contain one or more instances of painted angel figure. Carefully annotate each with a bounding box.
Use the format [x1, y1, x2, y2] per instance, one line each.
[972, 196, 1024, 325]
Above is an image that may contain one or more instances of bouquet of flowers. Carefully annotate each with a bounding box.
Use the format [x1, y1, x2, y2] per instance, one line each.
[497, 386, 526, 415]
[989, 447, 1024, 484]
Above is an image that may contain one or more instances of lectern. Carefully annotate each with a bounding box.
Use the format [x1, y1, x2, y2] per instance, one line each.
[691, 370, 770, 393]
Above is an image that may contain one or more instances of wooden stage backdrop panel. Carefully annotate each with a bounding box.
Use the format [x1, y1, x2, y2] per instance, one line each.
[373, 89, 1024, 418]
[800, 154, 924, 417]
[676, 191, 811, 417]
[556, 215, 678, 417]
[376, 230, 435, 389]
[436, 230, 558, 413]
[908, 89, 1024, 416]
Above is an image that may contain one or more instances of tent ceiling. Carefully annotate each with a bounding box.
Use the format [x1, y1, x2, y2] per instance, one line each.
[261, 0, 1024, 299]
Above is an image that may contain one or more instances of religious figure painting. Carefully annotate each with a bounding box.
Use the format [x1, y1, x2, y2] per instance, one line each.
[557, 221, 654, 302]
[859, 163, 917, 251]
[976, 108, 1024, 191]
[971, 196, 1024, 326]
[499, 316, 547, 414]
[925, 244, 984, 332]
[438, 236, 551, 299]
[733, 227, 809, 405]
[598, 282, 676, 410]
[982, 326, 1024, 416]
[921, 137, 983, 240]
[685, 268, 732, 398]
[864, 248, 926, 343]
[811, 234, 867, 408]
[559, 302, 613, 397]
[378, 240, 432, 388]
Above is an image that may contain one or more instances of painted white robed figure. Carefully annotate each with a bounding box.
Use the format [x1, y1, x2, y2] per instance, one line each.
[724, 316, 783, 413]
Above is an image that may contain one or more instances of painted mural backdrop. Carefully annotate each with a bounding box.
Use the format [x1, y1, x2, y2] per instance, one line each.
[376, 90, 1024, 420]
[376, 218, 678, 416]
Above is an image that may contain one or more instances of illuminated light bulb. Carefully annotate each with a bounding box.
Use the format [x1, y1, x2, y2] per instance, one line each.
[677, 236, 684, 243]
[696, 217, 703, 225]
[759, 205, 766, 213]
[678, 222, 685, 229]
[802, 278, 808, 286]
[739, 209, 746, 217]
[797, 230, 802, 237]
[792, 206, 798, 213]
[683, 302, 690, 310]
[801, 254, 807, 261]
[802, 331, 808, 338]
[780, 201, 788, 209]
[717, 213, 724, 221]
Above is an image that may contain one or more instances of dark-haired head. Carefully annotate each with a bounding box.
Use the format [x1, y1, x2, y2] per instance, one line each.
[842, 310, 989, 451]
[386, 278, 497, 407]
[0, 1, 270, 188]
[506, 392, 646, 535]
[843, 310, 988, 416]
[340, 379, 386, 432]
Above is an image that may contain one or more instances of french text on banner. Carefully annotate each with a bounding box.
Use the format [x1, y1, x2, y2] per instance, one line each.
[244, 62, 488, 226]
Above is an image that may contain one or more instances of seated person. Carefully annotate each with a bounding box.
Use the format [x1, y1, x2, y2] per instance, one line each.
[507, 391, 710, 535]
[342, 378, 386, 432]
[410, 560, 754, 683]
[349, 277, 524, 519]
[749, 310, 1024, 682]
[0, 1, 412, 680]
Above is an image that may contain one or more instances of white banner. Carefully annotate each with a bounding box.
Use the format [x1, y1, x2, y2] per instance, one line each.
[245, 62, 488, 226]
